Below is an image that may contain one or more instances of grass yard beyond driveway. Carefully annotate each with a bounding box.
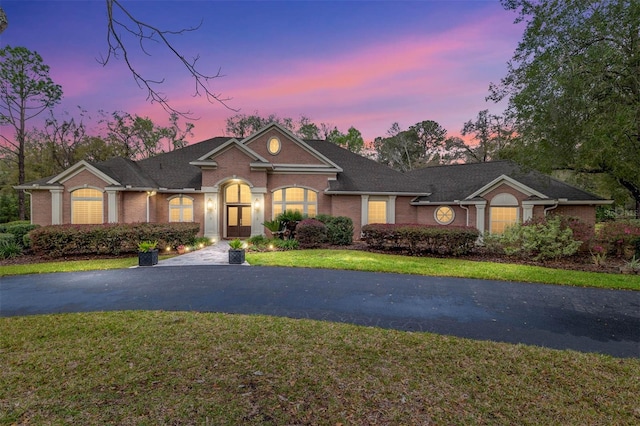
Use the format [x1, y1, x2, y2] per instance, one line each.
[246, 250, 640, 291]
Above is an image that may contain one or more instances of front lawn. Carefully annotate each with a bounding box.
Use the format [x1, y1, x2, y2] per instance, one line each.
[1, 311, 638, 425]
[247, 250, 640, 291]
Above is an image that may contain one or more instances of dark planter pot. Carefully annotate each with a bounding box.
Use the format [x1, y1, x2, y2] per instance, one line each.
[228, 249, 245, 264]
[138, 249, 159, 267]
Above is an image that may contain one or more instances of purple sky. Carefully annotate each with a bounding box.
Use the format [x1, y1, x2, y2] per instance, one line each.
[1, 0, 524, 144]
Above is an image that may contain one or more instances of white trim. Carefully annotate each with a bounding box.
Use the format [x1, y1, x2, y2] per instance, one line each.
[204, 191, 220, 240]
[475, 202, 487, 234]
[362, 195, 394, 225]
[47, 160, 120, 186]
[107, 190, 118, 223]
[466, 175, 547, 200]
[361, 195, 369, 228]
[50, 189, 63, 225]
[190, 138, 268, 165]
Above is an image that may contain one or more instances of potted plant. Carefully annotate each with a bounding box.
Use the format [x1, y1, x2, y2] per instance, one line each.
[228, 238, 245, 264]
[137, 240, 158, 266]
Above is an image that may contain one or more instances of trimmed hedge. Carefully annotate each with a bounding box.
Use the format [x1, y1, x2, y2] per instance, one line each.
[29, 223, 200, 258]
[316, 214, 354, 246]
[362, 224, 479, 256]
[296, 218, 327, 248]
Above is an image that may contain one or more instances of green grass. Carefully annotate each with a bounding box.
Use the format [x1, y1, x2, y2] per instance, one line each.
[2, 249, 638, 291]
[246, 249, 640, 291]
[0, 255, 173, 277]
[1, 311, 638, 425]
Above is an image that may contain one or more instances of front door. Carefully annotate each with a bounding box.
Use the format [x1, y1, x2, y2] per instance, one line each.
[227, 205, 251, 238]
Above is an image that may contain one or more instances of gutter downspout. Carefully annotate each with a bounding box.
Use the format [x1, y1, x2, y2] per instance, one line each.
[24, 190, 32, 224]
[457, 201, 469, 227]
[544, 201, 559, 216]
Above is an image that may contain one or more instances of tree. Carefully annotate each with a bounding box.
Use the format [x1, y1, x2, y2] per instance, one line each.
[0, 6, 8, 34]
[445, 110, 514, 163]
[374, 120, 448, 171]
[102, 111, 193, 159]
[490, 0, 640, 217]
[225, 113, 324, 140]
[326, 126, 365, 154]
[0, 46, 62, 220]
[102, 0, 233, 116]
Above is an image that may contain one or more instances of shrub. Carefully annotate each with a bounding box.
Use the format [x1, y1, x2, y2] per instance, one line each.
[316, 215, 354, 246]
[596, 219, 640, 257]
[0, 221, 38, 249]
[271, 238, 299, 250]
[0, 233, 15, 244]
[29, 222, 200, 258]
[248, 234, 269, 248]
[0, 239, 22, 259]
[275, 210, 305, 240]
[362, 224, 479, 256]
[486, 215, 581, 261]
[296, 218, 327, 248]
[192, 236, 212, 248]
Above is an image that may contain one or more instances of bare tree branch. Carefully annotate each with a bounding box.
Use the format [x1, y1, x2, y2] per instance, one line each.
[99, 0, 237, 117]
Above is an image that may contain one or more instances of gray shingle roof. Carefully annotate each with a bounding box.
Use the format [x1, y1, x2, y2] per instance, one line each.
[20, 135, 605, 203]
[135, 137, 228, 189]
[406, 160, 604, 202]
[306, 140, 427, 194]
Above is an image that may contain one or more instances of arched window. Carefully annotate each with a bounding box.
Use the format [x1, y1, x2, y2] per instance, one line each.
[71, 188, 103, 224]
[490, 193, 519, 234]
[169, 195, 194, 222]
[272, 187, 317, 218]
[225, 183, 251, 204]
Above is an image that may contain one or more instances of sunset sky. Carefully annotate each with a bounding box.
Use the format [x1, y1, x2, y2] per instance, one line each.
[1, 0, 525, 144]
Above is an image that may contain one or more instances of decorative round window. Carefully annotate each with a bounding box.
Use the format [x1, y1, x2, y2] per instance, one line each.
[434, 206, 455, 225]
[267, 136, 281, 155]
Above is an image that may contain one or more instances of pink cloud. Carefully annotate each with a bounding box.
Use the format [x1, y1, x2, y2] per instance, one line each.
[99, 9, 522, 146]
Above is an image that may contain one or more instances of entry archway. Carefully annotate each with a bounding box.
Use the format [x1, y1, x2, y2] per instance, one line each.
[225, 182, 251, 238]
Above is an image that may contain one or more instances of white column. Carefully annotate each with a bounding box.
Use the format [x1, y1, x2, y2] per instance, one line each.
[50, 189, 63, 225]
[522, 204, 534, 223]
[388, 195, 396, 224]
[204, 191, 220, 241]
[475, 203, 486, 235]
[361, 195, 369, 226]
[107, 190, 118, 223]
[251, 192, 265, 237]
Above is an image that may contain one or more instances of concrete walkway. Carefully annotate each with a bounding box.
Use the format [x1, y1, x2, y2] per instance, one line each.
[155, 241, 249, 266]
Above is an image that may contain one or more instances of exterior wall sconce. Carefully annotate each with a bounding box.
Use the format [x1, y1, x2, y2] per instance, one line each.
[206, 198, 213, 212]
[254, 198, 261, 212]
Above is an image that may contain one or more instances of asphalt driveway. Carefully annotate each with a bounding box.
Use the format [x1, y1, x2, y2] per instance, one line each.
[1, 266, 638, 358]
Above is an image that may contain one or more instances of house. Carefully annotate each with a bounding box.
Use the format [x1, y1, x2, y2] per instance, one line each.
[17, 123, 610, 240]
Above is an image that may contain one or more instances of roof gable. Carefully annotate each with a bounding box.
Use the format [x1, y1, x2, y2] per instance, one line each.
[242, 123, 342, 172]
[466, 174, 548, 200]
[47, 160, 120, 186]
[189, 138, 268, 167]
[407, 160, 606, 203]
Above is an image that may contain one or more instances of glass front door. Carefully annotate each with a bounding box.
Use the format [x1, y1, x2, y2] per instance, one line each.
[227, 205, 251, 238]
